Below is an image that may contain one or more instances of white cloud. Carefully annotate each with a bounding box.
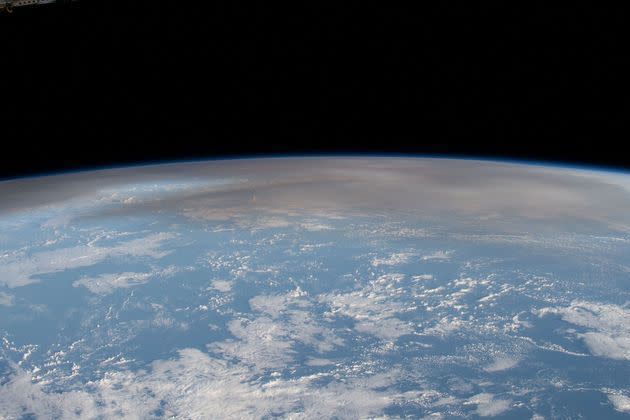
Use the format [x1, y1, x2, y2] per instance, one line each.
[537, 301, 630, 360]
[299, 222, 333, 231]
[0, 291, 14, 306]
[0, 232, 176, 289]
[319, 274, 412, 341]
[421, 250, 453, 261]
[0, 349, 401, 419]
[73, 266, 179, 295]
[248, 287, 308, 319]
[355, 317, 414, 341]
[484, 356, 519, 372]
[210, 279, 233, 293]
[608, 393, 630, 413]
[298, 242, 333, 253]
[466, 393, 511, 417]
[413, 274, 434, 281]
[423, 317, 467, 337]
[0, 368, 98, 420]
[306, 358, 335, 366]
[209, 316, 295, 370]
[210, 289, 343, 371]
[371, 252, 415, 267]
[255, 217, 292, 229]
[580, 332, 630, 361]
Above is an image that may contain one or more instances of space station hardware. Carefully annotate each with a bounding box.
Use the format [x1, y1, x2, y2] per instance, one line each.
[0, 0, 74, 12]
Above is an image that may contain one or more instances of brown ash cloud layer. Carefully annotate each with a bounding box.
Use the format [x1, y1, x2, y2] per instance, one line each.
[1, 157, 630, 234]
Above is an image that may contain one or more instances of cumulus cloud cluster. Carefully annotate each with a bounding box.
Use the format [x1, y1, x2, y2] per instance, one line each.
[371, 252, 415, 267]
[465, 393, 512, 417]
[210, 279, 233, 292]
[73, 266, 180, 295]
[607, 393, 630, 413]
[421, 250, 453, 261]
[210, 288, 344, 370]
[537, 301, 630, 360]
[319, 273, 414, 340]
[0, 232, 176, 289]
[0, 286, 414, 418]
[0, 348, 400, 419]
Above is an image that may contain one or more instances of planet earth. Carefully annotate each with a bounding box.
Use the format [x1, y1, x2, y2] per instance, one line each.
[0, 157, 629, 419]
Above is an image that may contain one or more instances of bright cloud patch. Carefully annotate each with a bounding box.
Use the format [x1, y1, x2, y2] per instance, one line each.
[0, 349, 400, 419]
[537, 301, 630, 360]
[73, 266, 179, 295]
[484, 356, 519, 372]
[210, 289, 343, 371]
[319, 274, 412, 340]
[306, 358, 335, 366]
[421, 250, 453, 261]
[355, 317, 414, 341]
[1, 232, 176, 289]
[608, 393, 630, 413]
[210, 279, 233, 292]
[371, 252, 415, 267]
[299, 222, 334, 231]
[0, 291, 14, 306]
[466, 393, 512, 417]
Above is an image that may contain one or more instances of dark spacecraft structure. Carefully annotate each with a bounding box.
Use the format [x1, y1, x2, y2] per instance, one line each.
[0, 0, 75, 12]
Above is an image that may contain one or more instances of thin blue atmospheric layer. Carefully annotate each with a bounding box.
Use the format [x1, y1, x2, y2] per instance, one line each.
[0, 160, 629, 418]
[2, 153, 629, 184]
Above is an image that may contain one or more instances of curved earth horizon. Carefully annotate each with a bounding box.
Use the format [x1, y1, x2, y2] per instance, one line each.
[1, 157, 629, 418]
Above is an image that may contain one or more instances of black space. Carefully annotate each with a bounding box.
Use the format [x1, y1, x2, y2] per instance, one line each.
[0, 2, 627, 178]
